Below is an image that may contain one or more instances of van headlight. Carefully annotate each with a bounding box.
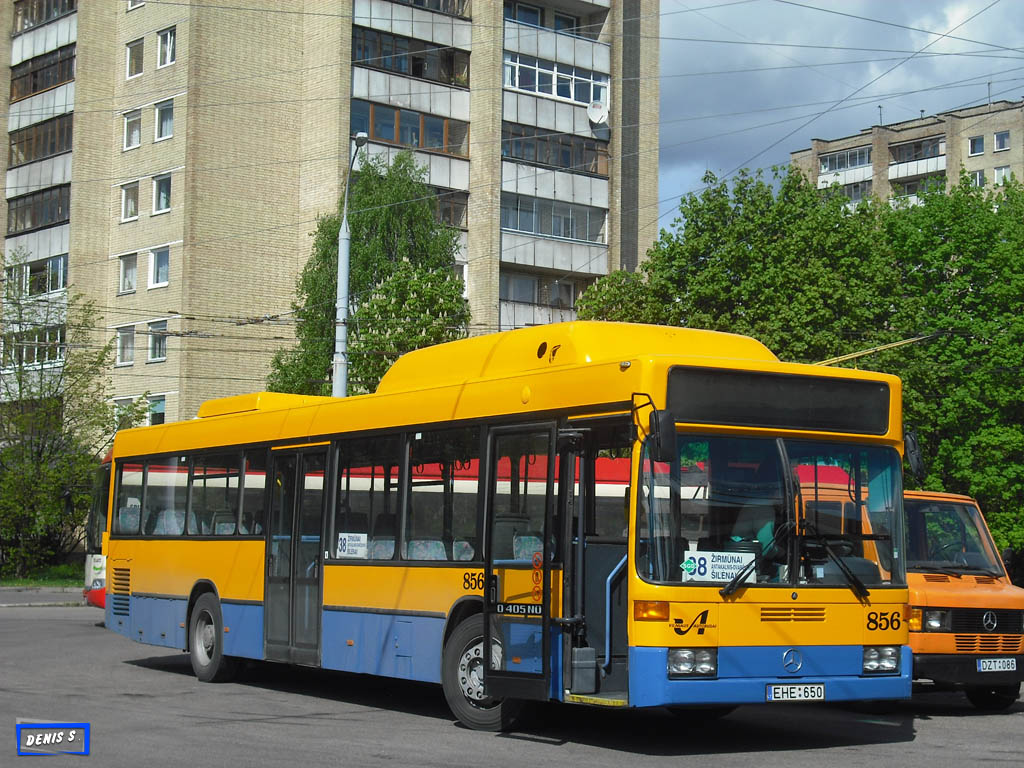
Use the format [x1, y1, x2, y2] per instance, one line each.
[668, 648, 717, 678]
[924, 610, 950, 632]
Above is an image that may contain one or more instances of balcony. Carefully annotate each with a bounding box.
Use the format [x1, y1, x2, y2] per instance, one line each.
[888, 154, 946, 181]
[499, 300, 576, 329]
[504, 19, 610, 73]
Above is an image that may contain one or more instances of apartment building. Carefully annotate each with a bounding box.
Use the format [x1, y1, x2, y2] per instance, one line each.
[1, 0, 659, 424]
[791, 100, 1024, 204]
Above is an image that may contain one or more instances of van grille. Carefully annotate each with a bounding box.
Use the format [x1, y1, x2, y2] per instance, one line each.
[760, 606, 826, 622]
[954, 635, 1024, 653]
[950, 608, 1023, 634]
[111, 568, 130, 617]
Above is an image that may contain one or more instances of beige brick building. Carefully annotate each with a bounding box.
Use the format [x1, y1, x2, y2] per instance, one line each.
[791, 100, 1024, 204]
[1, 0, 659, 424]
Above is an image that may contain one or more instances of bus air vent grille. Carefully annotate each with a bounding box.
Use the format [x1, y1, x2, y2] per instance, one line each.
[923, 574, 950, 583]
[760, 607, 826, 622]
[954, 635, 1024, 653]
[111, 568, 131, 617]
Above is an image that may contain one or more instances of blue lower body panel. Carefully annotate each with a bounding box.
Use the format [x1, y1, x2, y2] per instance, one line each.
[628, 645, 912, 708]
[320, 610, 444, 683]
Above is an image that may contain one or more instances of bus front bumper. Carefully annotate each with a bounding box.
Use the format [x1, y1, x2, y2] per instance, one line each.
[628, 645, 912, 708]
[913, 653, 1024, 686]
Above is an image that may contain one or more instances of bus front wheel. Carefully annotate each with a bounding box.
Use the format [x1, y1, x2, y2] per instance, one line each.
[965, 683, 1020, 711]
[442, 615, 521, 731]
[189, 593, 238, 683]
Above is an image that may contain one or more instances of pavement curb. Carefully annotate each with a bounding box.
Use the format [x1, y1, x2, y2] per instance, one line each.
[0, 601, 89, 608]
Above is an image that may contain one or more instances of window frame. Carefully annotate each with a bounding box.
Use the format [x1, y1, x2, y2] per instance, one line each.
[970, 169, 985, 187]
[148, 395, 165, 426]
[10, 43, 76, 102]
[157, 27, 176, 68]
[127, 0, 145, 9]
[121, 182, 139, 222]
[968, 135, 984, 156]
[149, 246, 169, 288]
[994, 165, 1010, 185]
[116, 325, 135, 366]
[119, 253, 138, 294]
[994, 130, 1010, 152]
[8, 113, 73, 168]
[154, 100, 173, 141]
[351, 99, 469, 157]
[123, 110, 142, 150]
[152, 174, 171, 215]
[7, 184, 71, 236]
[147, 320, 167, 362]
[126, 39, 144, 79]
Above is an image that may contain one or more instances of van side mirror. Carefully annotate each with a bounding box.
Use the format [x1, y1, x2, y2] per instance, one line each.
[904, 429, 925, 483]
[648, 409, 677, 464]
[1002, 547, 1014, 569]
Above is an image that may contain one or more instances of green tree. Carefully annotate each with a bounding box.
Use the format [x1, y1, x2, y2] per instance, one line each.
[268, 150, 470, 395]
[0, 267, 146, 577]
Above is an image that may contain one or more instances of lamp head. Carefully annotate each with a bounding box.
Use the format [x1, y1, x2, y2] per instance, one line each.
[353, 131, 368, 148]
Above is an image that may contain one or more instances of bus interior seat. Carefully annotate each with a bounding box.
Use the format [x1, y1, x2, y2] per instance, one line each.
[368, 538, 395, 559]
[452, 539, 475, 561]
[118, 506, 140, 534]
[212, 511, 236, 535]
[405, 539, 447, 560]
[729, 504, 776, 549]
[513, 533, 543, 561]
[823, 556, 882, 585]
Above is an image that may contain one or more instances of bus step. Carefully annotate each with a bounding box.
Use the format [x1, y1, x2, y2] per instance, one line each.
[564, 692, 628, 708]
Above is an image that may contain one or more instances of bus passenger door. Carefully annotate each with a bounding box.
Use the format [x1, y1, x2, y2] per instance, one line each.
[483, 425, 557, 701]
[265, 449, 326, 665]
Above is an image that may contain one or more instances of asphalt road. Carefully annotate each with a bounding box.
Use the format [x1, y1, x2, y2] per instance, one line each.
[2, 606, 1021, 767]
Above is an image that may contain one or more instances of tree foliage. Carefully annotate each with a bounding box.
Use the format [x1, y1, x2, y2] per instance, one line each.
[0, 273, 146, 577]
[268, 151, 470, 395]
[578, 168, 1024, 549]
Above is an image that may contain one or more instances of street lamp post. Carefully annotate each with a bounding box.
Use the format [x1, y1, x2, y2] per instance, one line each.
[332, 131, 368, 398]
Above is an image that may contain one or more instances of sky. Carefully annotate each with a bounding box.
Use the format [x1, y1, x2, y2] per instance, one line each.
[655, 0, 1024, 227]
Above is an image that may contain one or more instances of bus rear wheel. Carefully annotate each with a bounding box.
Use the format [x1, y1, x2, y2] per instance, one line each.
[189, 593, 238, 683]
[442, 615, 521, 731]
[965, 683, 1020, 711]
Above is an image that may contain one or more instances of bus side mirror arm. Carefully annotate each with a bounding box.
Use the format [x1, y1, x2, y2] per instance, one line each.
[904, 429, 925, 484]
[649, 409, 677, 464]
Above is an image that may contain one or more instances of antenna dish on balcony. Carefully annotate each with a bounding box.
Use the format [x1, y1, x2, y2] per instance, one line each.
[587, 101, 608, 125]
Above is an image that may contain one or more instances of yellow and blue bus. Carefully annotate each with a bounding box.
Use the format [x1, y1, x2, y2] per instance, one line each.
[96, 322, 910, 729]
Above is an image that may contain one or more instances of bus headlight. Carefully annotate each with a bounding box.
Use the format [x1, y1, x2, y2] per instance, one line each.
[668, 648, 717, 678]
[863, 646, 900, 673]
[924, 610, 950, 632]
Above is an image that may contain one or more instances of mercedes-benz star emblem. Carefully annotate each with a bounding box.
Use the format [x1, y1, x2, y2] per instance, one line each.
[983, 610, 998, 632]
[782, 648, 803, 673]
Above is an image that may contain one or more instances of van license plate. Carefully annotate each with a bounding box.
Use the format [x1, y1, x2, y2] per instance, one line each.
[766, 684, 825, 701]
[977, 658, 1016, 672]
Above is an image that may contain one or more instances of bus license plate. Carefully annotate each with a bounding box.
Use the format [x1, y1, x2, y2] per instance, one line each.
[977, 658, 1017, 672]
[766, 684, 825, 702]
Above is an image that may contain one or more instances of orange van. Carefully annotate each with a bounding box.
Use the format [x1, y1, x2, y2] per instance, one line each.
[905, 490, 1024, 709]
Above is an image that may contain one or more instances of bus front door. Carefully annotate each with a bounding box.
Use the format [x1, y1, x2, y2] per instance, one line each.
[483, 425, 557, 701]
[265, 449, 326, 665]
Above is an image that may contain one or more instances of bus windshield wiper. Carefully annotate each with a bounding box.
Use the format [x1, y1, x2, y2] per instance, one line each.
[720, 521, 794, 597]
[804, 522, 870, 600]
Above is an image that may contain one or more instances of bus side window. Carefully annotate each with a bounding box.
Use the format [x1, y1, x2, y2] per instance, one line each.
[240, 449, 268, 535]
[115, 462, 144, 535]
[334, 434, 401, 561]
[142, 456, 188, 536]
[190, 452, 241, 536]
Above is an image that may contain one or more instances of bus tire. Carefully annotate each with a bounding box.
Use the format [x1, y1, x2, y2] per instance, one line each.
[189, 593, 238, 683]
[442, 615, 522, 731]
[965, 683, 1020, 711]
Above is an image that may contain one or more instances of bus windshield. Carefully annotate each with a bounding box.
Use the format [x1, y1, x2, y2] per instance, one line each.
[905, 499, 1004, 576]
[637, 435, 905, 588]
[86, 464, 111, 555]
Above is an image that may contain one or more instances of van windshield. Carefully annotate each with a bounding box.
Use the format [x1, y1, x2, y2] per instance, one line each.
[905, 499, 1004, 576]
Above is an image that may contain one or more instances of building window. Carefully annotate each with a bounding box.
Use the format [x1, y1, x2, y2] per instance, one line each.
[126, 39, 144, 79]
[8, 113, 73, 168]
[155, 100, 173, 141]
[148, 321, 167, 362]
[553, 13, 578, 34]
[995, 166, 1011, 185]
[4, 254, 68, 297]
[892, 138, 942, 163]
[819, 146, 871, 174]
[13, 0, 77, 35]
[152, 175, 171, 214]
[127, 0, 144, 8]
[970, 169, 985, 187]
[353, 26, 469, 88]
[113, 397, 134, 429]
[121, 182, 139, 221]
[390, 0, 469, 19]
[499, 272, 538, 303]
[2, 325, 64, 368]
[350, 99, 469, 157]
[995, 130, 1010, 152]
[148, 395, 165, 425]
[7, 184, 70, 235]
[504, 2, 541, 26]
[124, 110, 141, 150]
[502, 122, 609, 176]
[841, 180, 872, 203]
[119, 253, 137, 293]
[968, 136, 984, 156]
[157, 27, 176, 68]
[150, 247, 169, 287]
[500, 192, 605, 243]
[503, 52, 608, 106]
[116, 326, 135, 365]
[894, 176, 944, 197]
[435, 188, 468, 229]
[10, 44, 76, 102]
